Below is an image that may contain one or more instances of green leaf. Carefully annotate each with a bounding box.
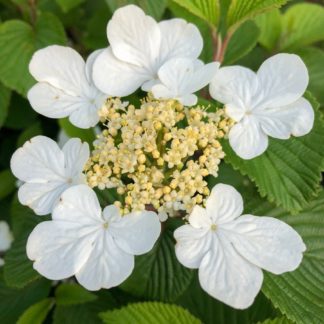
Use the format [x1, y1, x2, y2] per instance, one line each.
[120, 221, 194, 302]
[177, 274, 276, 324]
[295, 47, 324, 106]
[223, 92, 324, 213]
[17, 122, 42, 147]
[227, 0, 287, 32]
[0, 13, 66, 96]
[258, 317, 293, 324]
[100, 302, 201, 324]
[224, 20, 260, 65]
[254, 9, 282, 51]
[0, 169, 16, 199]
[0, 83, 11, 128]
[17, 298, 54, 324]
[56, 0, 85, 12]
[59, 118, 96, 146]
[55, 283, 97, 306]
[245, 192, 324, 324]
[105, 0, 167, 20]
[280, 3, 324, 50]
[3, 197, 48, 288]
[170, 0, 220, 27]
[0, 276, 51, 324]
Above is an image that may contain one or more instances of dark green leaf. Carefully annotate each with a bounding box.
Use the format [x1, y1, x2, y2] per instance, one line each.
[0, 83, 11, 128]
[258, 317, 293, 324]
[56, 0, 85, 12]
[0, 169, 16, 199]
[17, 122, 43, 147]
[55, 283, 97, 306]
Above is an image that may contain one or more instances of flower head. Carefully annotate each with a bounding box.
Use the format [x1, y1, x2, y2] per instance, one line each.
[92, 5, 203, 96]
[209, 53, 314, 159]
[152, 58, 219, 106]
[174, 183, 305, 309]
[10, 136, 89, 215]
[27, 185, 161, 290]
[28, 45, 107, 128]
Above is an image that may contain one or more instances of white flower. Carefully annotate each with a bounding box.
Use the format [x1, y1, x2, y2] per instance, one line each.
[10, 136, 89, 216]
[209, 53, 314, 159]
[152, 58, 219, 106]
[27, 185, 161, 290]
[0, 221, 13, 266]
[174, 183, 305, 309]
[28, 45, 107, 129]
[92, 5, 203, 97]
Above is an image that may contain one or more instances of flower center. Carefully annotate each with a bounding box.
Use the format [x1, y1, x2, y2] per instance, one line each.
[84, 96, 234, 217]
[103, 222, 109, 229]
[210, 224, 217, 232]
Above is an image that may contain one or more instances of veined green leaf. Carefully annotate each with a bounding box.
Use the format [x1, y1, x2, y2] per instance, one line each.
[55, 283, 97, 306]
[227, 0, 288, 32]
[258, 316, 293, 324]
[223, 92, 324, 213]
[245, 191, 324, 324]
[100, 302, 201, 324]
[170, 0, 220, 28]
[0, 13, 66, 96]
[17, 298, 54, 324]
[56, 0, 85, 12]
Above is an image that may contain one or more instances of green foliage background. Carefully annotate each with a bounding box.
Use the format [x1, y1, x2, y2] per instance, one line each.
[0, 0, 323, 323]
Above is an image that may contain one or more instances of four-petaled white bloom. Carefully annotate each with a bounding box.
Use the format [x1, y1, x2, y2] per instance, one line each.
[152, 58, 219, 106]
[0, 221, 14, 266]
[10, 136, 89, 215]
[92, 5, 203, 96]
[28, 45, 107, 128]
[27, 185, 161, 290]
[174, 183, 305, 309]
[209, 53, 314, 159]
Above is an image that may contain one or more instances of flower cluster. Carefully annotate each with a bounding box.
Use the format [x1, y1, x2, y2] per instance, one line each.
[85, 97, 233, 217]
[9, 4, 314, 310]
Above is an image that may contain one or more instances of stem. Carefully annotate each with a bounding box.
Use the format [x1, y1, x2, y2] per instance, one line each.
[214, 31, 233, 63]
[28, 0, 37, 25]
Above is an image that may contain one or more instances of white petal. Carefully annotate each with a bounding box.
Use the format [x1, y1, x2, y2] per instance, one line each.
[209, 66, 258, 121]
[10, 136, 65, 182]
[174, 224, 212, 269]
[68, 104, 100, 129]
[27, 221, 95, 280]
[53, 185, 102, 225]
[179, 94, 198, 106]
[188, 205, 211, 229]
[221, 215, 306, 275]
[158, 18, 203, 63]
[92, 48, 150, 96]
[229, 115, 269, 159]
[76, 233, 134, 290]
[107, 5, 160, 69]
[258, 97, 314, 139]
[0, 221, 13, 252]
[199, 234, 263, 309]
[29, 45, 89, 95]
[85, 49, 104, 84]
[18, 182, 69, 216]
[206, 184, 243, 224]
[28, 83, 83, 119]
[107, 210, 161, 255]
[256, 53, 309, 108]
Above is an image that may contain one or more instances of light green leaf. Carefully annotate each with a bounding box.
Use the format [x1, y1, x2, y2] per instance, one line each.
[0, 276, 51, 324]
[258, 317, 293, 324]
[59, 118, 96, 146]
[224, 20, 260, 65]
[3, 197, 48, 288]
[296, 47, 324, 106]
[0, 169, 16, 199]
[0, 13, 66, 96]
[0, 83, 11, 128]
[105, 0, 167, 20]
[120, 221, 194, 302]
[227, 0, 287, 32]
[55, 283, 97, 306]
[223, 92, 324, 213]
[17, 122, 42, 147]
[245, 192, 324, 324]
[254, 9, 282, 51]
[17, 298, 54, 324]
[100, 302, 201, 324]
[170, 0, 220, 27]
[56, 0, 85, 12]
[280, 3, 324, 50]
